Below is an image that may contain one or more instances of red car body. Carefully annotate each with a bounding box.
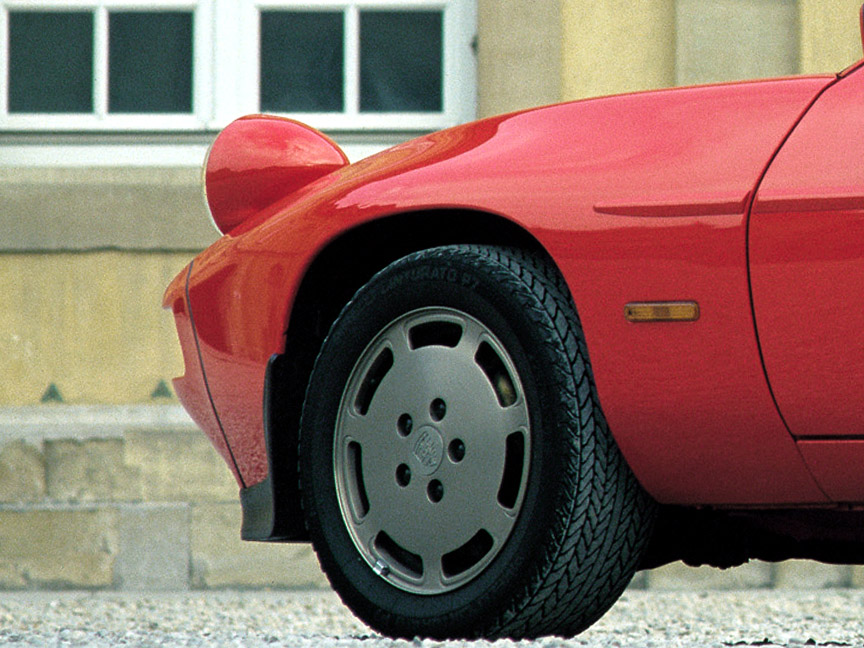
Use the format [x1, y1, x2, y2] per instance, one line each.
[166, 31, 864, 637]
[167, 64, 864, 504]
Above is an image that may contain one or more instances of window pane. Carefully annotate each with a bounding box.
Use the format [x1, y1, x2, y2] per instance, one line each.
[260, 12, 343, 113]
[109, 12, 193, 113]
[8, 11, 93, 113]
[360, 11, 442, 113]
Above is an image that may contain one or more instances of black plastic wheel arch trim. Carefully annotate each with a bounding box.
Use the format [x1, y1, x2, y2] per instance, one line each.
[240, 352, 309, 542]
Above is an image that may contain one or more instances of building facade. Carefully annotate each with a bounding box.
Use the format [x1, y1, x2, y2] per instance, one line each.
[0, 0, 861, 405]
[0, 0, 863, 595]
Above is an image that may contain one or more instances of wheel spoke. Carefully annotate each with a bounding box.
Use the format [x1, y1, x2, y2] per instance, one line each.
[338, 409, 374, 442]
[454, 315, 487, 355]
[352, 509, 384, 548]
[482, 500, 520, 543]
[499, 403, 530, 431]
[417, 545, 447, 589]
[382, 324, 413, 365]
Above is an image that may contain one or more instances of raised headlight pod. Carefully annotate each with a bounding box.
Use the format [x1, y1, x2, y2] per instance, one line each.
[203, 115, 349, 234]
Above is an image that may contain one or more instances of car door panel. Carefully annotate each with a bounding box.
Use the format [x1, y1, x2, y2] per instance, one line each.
[751, 67, 864, 500]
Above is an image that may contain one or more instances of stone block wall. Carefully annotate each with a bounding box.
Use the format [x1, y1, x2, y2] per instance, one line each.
[0, 405, 327, 591]
[0, 405, 860, 592]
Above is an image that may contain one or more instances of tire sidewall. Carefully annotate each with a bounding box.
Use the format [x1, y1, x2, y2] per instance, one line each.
[300, 247, 580, 637]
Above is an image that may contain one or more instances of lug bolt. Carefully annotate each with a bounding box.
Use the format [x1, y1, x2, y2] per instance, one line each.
[396, 464, 412, 487]
[397, 413, 413, 436]
[430, 398, 447, 421]
[427, 479, 444, 503]
[448, 439, 466, 463]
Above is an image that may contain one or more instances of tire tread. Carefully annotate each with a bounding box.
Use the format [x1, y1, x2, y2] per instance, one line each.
[300, 244, 656, 639]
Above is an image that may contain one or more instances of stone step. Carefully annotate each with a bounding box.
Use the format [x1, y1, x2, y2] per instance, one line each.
[0, 405, 327, 591]
[0, 406, 857, 592]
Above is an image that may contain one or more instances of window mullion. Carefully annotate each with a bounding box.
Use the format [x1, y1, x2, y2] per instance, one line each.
[210, 0, 253, 126]
[194, 1, 214, 127]
[93, 5, 109, 119]
[344, 4, 359, 117]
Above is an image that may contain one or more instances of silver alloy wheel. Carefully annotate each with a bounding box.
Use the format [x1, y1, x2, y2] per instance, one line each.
[334, 307, 531, 595]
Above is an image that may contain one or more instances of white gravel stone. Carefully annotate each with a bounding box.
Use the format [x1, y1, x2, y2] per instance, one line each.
[0, 589, 863, 647]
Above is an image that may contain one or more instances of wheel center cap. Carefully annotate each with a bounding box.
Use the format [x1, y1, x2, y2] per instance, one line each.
[412, 425, 444, 475]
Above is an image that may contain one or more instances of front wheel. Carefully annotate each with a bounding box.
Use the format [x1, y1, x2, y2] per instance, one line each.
[299, 245, 655, 639]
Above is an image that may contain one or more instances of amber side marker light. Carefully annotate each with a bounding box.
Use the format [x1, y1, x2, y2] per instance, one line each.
[624, 301, 700, 323]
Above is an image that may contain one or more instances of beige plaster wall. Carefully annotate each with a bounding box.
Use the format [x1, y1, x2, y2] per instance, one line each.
[0, 167, 216, 251]
[676, 0, 799, 85]
[799, 0, 863, 73]
[561, 0, 676, 101]
[0, 252, 188, 404]
[0, 166, 215, 405]
[3, 0, 864, 407]
[554, 0, 862, 102]
[476, 0, 562, 117]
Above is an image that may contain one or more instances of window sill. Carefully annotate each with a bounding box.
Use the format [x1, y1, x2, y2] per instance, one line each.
[0, 130, 427, 167]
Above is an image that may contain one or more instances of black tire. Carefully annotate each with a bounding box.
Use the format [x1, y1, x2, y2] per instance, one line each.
[299, 245, 655, 639]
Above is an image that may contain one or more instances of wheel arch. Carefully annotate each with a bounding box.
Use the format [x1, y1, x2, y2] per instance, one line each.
[252, 209, 556, 542]
[288, 209, 552, 363]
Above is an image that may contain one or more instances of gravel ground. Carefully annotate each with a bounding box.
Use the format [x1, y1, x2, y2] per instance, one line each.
[1, 589, 863, 647]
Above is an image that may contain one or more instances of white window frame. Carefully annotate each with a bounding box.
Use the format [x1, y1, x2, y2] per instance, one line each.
[218, 0, 475, 131]
[0, 0, 476, 134]
[0, 0, 212, 131]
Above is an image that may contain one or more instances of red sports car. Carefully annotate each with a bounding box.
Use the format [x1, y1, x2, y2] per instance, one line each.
[165, 12, 864, 639]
